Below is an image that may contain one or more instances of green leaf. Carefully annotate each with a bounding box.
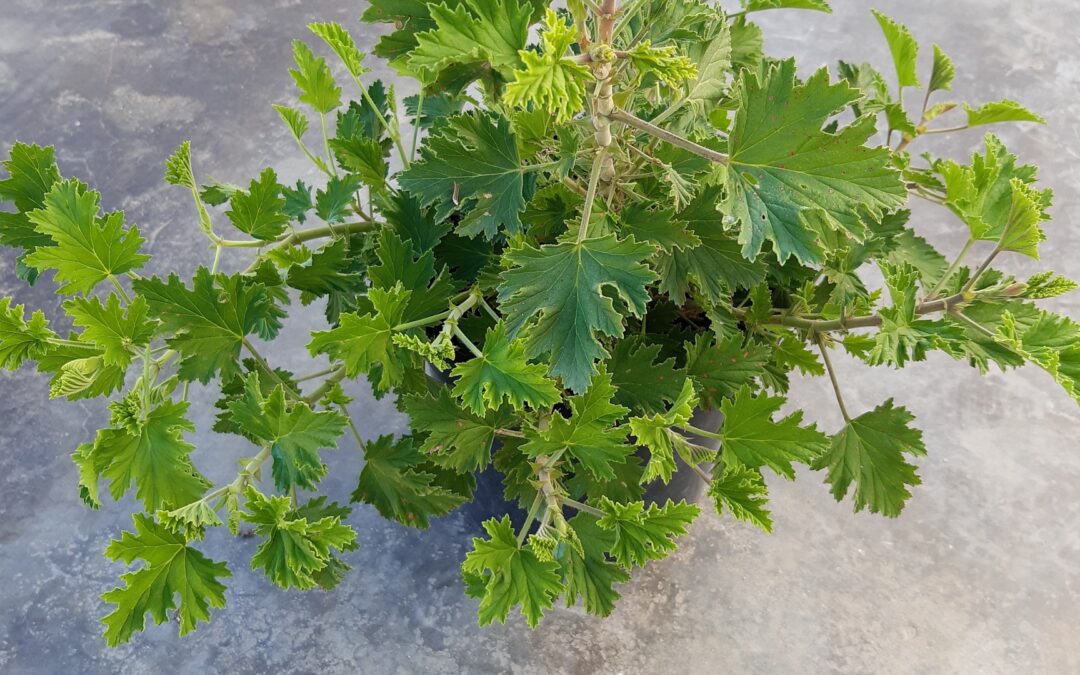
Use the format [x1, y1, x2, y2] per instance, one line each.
[91, 398, 210, 511]
[719, 386, 828, 479]
[615, 202, 699, 253]
[963, 100, 1045, 128]
[724, 60, 906, 264]
[596, 497, 699, 568]
[0, 142, 61, 262]
[309, 22, 368, 79]
[0, 297, 57, 369]
[25, 178, 150, 294]
[133, 268, 279, 383]
[679, 18, 731, 118]
[928, 44, 954, 93]
[708, 464, 773, 532]
[522, 366, 630, 481]
[101, 514, 230, 646]
[408, 0, 535, 89]
[352, 434, 467, 528]
[871, 10, 919, 89]
[504, 9, 591, 124]
[498, 234, 657, 393]
[629, 379, 698, 484]
[997, 178, 1046, 259]
[684, 333, 770, 410]
[399, 111, 526, 238]
[36, 340, 126, 400]
[463, 515, 563, 627]
[657, 187, 765, 304]
[242, 487, 358, 590]
[402, 387, 512, 472]
[813, 399, 927, 517]
[290, 39, 341, 114]
[563, 514, 629, 617]
[608, 337, 686, 414]
[451, 322, 561, 414]
[64, 294, 154, 369]
[367, 229, 456, 322]
[227, 373, 346, 492]
[314, 174, 362, 224]
[308, 284, 412, 393]
[224, 168, 289, 241]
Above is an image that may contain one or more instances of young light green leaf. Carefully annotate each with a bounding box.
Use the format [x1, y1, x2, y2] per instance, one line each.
[399, 111, 527, 238]
[627, 40, 697, 89]
[25, 178, 150, 294]
[451, 323, 561, 414]
[352, 434, 466, 528]
[628, 379, 698, 484]
[596, 497, 700, 568]
[91, 398, 211, 511]
[963, 100, 1045, 128]
[871, 10, 920, 89]
[308, 284, 412, 392]
[504, 9, 592, 124]
[869, 263, 965, 367]
[64, 294, 155, 369]
[563, 514, 629, 617]
[521, 366, 630, 481]
[101, 514, 230, 646]
[242, 487, 358, 590]
[227, 373, 346, 492]
[724, 60, 906, 264]
[309, 22, 368, 79]
[273, 104, 310, 140]
[709, 464, 773, 532]
[719, 386, 828, 479]
[498, 234, 658, 393]
[224, 168, 289, 241]
[743, 0, 832, 11]
[463, 515, 563, 627]
[0, 297, 57, 369]
[813, 399, 927, 517]
[408, 0, 535, 89]
[290, 39, 341, 113]
[928, 44, 954, 93]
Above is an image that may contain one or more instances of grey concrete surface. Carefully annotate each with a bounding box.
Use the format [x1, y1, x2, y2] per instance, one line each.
[1, 0, 1078, 673]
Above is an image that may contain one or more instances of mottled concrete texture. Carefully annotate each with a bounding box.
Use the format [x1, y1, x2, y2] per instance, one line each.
[1, 0, 1078, 673]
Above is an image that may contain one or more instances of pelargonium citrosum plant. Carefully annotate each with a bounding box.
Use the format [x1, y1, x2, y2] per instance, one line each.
[0, 0, 1074, 643]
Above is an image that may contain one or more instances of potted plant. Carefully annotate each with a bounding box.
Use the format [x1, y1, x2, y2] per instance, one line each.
[0, 0, 1073, 644]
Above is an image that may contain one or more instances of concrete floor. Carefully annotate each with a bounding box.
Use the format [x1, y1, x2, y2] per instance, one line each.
[1, 0, 1078, 672]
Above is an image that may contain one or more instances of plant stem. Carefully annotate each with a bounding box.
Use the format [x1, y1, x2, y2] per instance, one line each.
[517, 492, 546, 546]
[410, 89, 425, 163]
[577, 147, 608, 243]
[610, 109, 729, 165]
[922, 125, 970, 135]
[680, 423, 724, 441]
[738, 290, 971, 332]
[302, 367, 346, 405]
[495, 428, 525, 439]
[561, 496, 605, 518]
[452, 325, 484, 358]
[320, 113, 338, 177]
[293, 365, 340, 383]
[690, 462, 712, 485]
[926, 237, 974, 300]
[961, 246, 1002, 295]
[816, 333, 851, 423]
